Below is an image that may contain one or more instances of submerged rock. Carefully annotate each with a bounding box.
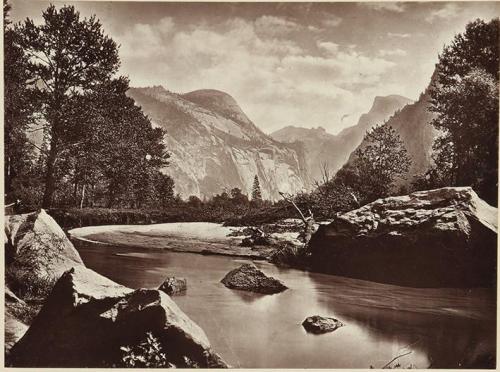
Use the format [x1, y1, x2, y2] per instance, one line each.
[158, 277, 187, 296]
[302, 315, 343, 334]
[221, 263, 287, 294]
[9, 266, 228, 368]
[309, 187, 498, 287]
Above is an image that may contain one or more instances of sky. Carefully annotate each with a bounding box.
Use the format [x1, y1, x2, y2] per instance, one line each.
[10, 1, 500, 134]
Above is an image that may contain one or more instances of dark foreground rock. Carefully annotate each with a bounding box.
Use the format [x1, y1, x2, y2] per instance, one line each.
[309, 187, 498, 288]
[302, 315, 343, 334]
[221, 263, 287, 294]
[9, 266, 228, 368]
[158, 276, 187, 296]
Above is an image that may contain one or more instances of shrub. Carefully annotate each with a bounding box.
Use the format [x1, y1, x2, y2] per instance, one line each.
[119, 332, 173, 368]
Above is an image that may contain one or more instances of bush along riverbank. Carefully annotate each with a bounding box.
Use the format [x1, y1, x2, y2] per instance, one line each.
[4, 209, 228, 368]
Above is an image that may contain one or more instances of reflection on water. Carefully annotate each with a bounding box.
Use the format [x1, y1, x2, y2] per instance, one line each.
[75, 240, 495, 368]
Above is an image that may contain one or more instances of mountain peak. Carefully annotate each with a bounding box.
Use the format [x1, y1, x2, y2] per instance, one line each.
[143, 85, 169, 93]
[370, 95, 413, 115]
[182, 89, 253, 127]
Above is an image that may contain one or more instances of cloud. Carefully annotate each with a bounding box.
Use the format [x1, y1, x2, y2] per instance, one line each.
[254, 15, 300, 36]
[117, 17, 397, 132]
[363, 2, 407, 13]
[426, 4, 460, 23]
[387, 32, 411, 38]
[379, 48, 407, 57]
[317, 41, 340, 55]
[116, 17, 174, 59]
[320, 14, 343, 28]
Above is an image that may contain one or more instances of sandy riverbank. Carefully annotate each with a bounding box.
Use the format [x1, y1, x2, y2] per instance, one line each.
[68, 222, 279, 259]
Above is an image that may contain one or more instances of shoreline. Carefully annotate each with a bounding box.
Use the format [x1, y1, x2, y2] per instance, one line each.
[68, 222, 277, 260]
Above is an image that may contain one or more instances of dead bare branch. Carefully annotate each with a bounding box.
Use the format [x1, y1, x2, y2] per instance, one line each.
[382, 350, 412, 369]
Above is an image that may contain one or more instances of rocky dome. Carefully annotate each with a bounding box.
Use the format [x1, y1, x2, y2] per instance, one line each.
[182, 89, 253, 127]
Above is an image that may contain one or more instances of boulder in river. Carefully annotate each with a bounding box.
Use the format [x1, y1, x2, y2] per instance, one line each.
[309, 187, 498, 287]
[221, 263, 287, 294]
[9, 266, 228, 368]
[302, 315, 343, 334]
[158, 276, 187, 296]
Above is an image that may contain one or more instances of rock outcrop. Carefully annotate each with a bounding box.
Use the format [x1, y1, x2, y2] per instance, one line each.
[158, 277, 187, 296]
[9, 266, 228, 368]
[127, 86, 310, 200]
[5, 209, 84, 278]
[302, 316, 343, 334]
[309, 187, 497, 288]
[221, 263, 288, 294]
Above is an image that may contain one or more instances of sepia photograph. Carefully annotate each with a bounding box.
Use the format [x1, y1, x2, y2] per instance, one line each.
[3, 0, 499, 369]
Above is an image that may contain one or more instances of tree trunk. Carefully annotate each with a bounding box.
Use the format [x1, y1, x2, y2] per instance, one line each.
[42, 137, 58, 208]
[5, 155, 12, 197]
[80, 184, 86, 209]
[42, 95, 62, 209]
[107, 184, 114, 208]
[73, 180, 78, 206]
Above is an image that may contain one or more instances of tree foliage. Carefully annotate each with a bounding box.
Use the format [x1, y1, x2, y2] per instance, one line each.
[15, 4, 121, 207]
[4, 0, 40, 201]
[428, 18, 499, 205]
[343, 125, 411, 203]
[7, 3, 173, 209]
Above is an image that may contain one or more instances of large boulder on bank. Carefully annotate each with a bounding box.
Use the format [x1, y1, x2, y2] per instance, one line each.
[309, 187, 497, 287]
[158, 277, 187, 296]
[221, 263, 288, 294]
[9, 266, 227, 368]
[302, 315, 343, 334]
[5, 209, 84, 278]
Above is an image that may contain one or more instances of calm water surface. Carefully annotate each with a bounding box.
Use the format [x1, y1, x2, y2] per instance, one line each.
[75, 239, 496, 368]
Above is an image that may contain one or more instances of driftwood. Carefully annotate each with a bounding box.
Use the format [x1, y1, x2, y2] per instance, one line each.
[381, 350, 413, 369]
[278, 192, 316, 245]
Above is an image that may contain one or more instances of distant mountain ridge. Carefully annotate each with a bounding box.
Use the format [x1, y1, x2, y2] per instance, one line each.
[271, 95, 413, 182]
[127, 86, 310, 200]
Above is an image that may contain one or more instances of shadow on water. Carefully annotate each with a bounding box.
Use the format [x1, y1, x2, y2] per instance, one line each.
[227, 288, 267, 303]
[304, 272, 496, 368]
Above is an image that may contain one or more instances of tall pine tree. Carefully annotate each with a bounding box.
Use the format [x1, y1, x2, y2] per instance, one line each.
[16, 5, 120, 207]
[251, 175, 262, 201]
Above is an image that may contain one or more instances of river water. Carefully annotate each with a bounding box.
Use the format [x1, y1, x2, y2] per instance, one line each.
[74, 237, 496, 369]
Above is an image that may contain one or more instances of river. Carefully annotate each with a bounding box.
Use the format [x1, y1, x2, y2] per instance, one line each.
[72, 225, 496, 369]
